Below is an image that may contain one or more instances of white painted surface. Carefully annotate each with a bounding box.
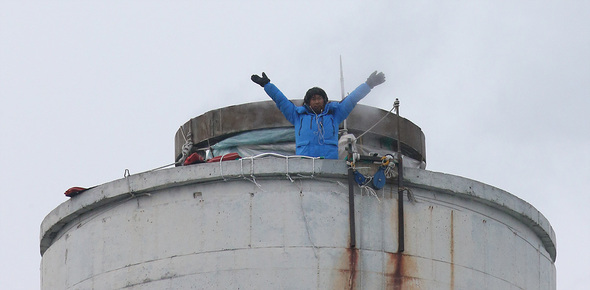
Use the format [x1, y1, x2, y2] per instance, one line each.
[40, 157, 556, 289]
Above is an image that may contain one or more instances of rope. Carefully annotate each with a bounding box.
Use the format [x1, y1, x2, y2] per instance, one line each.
[241, 158, 262, 189]
[399, 186, 417, 203]
[285, 156, 294, 182]
[178, 125, 194, 165]
[247, 156, 263, 189]
[361, 184, 381, 203]
[229, 153, 320, 189]
[179, 125, 188, 142]
[122, 153, 326, 195]
[355, 105, 395, 140]
[384, 164, 398, 179]
[335, 180, 347, 188]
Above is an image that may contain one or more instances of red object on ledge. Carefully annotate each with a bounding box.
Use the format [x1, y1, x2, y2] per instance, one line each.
[207, 153, 241, 163]
[184, 153, 205, 165]
[64, 187, 89, 197]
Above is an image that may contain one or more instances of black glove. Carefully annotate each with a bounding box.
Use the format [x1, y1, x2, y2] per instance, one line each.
[365, 71, 385, 89]
[251, 72, 270, 87]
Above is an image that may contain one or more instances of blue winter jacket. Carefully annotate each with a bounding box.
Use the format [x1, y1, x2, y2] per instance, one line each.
[264, 82, 372, 159]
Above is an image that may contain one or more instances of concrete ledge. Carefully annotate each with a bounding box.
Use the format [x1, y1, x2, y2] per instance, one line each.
[402, 169, 556, 262]
[40, 157, 556, 262]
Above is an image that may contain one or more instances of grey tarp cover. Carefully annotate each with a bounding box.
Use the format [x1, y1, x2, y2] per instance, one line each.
[210, 128, 425, 169]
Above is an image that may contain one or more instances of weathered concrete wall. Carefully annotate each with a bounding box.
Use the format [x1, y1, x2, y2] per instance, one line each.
[40, 158, 556, 289]
[174, 102, 427, 163]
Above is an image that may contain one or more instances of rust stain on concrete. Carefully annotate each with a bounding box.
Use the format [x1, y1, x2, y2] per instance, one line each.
[333, 247, 359, 290]
[384, 252, 418, 289]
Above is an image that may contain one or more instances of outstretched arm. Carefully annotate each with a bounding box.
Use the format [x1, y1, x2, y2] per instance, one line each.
[251, 72, 297, 124]
[335, 71, 386, 121]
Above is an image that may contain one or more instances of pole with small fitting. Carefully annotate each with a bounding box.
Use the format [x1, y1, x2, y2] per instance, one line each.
[395, 98, 405, 253]
[346, 137, 356, 248]
[340, 56, 348, 135]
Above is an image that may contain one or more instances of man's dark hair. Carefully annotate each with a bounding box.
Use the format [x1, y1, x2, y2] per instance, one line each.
[304, 87, 328, 105]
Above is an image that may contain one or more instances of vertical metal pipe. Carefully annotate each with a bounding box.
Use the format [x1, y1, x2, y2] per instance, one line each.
[346, 139, 356, 249]
[348, 166, 356, 248]
[395, 98, 405, 253]
[397, 163, 404, 253]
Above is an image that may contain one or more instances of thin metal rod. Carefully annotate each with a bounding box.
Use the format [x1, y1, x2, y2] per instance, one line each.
[340, 55, 348, 135]
[395, 98, 405, 253]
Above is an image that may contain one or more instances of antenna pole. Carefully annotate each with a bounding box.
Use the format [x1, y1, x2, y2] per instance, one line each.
[340, 55, 348, 134]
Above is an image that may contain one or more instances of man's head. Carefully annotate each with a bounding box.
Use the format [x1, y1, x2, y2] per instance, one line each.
[304, 87, 328, 114]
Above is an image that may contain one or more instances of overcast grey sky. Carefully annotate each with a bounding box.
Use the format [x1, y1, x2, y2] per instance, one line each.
[1, 1, 588, 289]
